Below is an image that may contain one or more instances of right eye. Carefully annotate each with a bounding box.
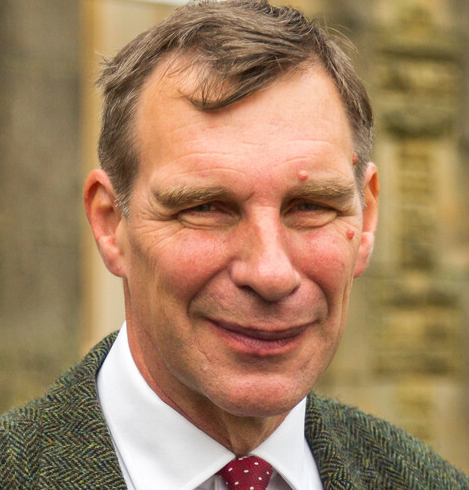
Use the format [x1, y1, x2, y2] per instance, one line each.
[189, 203, 216, 212]
[177, 202, 237, 229]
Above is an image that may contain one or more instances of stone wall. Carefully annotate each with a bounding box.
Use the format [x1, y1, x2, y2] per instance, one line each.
[0, 0, 81, 411]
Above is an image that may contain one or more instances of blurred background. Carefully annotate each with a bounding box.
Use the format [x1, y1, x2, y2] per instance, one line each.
[0, 0, 468, 472]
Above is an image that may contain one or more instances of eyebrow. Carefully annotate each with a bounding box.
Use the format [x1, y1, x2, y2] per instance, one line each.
[153, 179, 357, 211]
[153, 185, 232, 210]
[284, 180, 357, 208]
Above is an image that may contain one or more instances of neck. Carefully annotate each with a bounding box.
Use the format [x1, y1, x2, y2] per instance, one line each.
[165, 392, 288, 456]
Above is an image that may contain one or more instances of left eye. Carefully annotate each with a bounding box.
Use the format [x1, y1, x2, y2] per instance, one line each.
[296, 202, 323, 211]
[284, 201, 337, 229]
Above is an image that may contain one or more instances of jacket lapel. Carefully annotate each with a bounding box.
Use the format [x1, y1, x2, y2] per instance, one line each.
[36, 333, 127, 489]
[305, 394, 363, 490]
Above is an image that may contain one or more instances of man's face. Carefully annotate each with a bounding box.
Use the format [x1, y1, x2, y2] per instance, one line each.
[115, 64, 376, 419]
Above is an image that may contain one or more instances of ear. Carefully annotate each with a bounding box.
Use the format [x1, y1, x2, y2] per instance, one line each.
[84, 169, 127, 278]
[353, 163, 379, 278]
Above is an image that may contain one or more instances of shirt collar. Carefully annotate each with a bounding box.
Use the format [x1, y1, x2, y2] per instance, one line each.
[97, 323, 314, 490]
[252, 401, 311, 490]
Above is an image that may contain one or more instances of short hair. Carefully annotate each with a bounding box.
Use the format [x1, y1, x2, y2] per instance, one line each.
[97, 0, 373, 215]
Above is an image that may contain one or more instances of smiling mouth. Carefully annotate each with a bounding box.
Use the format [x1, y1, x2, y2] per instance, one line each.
[209, 318, 310, 352]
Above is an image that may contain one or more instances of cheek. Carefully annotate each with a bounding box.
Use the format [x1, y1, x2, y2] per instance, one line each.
[298, 230, 356, 290]
[135, 231, 228, 299]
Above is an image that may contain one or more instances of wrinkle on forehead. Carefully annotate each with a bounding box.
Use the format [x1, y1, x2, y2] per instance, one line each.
[136, 62, 357, 199]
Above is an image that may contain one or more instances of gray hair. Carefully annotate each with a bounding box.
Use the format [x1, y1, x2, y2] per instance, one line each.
[97, 0, 373, 215]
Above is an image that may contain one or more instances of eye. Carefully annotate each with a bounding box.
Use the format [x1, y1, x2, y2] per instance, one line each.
[177, 202, 237, 228]
[296, 202, 323, 212]
[190, 203, 216, 212]
[284, 201, 337, 229]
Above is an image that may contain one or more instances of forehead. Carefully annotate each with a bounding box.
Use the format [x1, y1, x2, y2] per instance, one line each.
[134, 59, 354, 184]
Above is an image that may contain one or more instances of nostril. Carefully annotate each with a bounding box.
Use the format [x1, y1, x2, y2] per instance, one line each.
[232, 262, 301, 302]
[240, 285, 259, 297]
[239, 283, 299, 303]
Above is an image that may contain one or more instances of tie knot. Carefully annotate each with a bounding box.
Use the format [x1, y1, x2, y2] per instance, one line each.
[217, 456, 273, 490]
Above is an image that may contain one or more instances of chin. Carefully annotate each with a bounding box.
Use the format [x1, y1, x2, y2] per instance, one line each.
[210, 381, 310, 419]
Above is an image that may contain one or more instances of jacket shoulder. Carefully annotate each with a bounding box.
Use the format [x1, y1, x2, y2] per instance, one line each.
[0, 332, 120, 489]
[306, 394, 469, 489]
[0, 405, 43, 487]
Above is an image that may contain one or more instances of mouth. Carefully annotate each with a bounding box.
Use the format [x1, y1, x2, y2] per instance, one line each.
[208, 318, 310, 355]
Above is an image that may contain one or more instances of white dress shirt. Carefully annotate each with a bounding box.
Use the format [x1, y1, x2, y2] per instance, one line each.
[97, 323, 323, 490]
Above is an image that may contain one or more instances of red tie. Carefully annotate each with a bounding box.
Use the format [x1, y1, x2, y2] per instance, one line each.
[217, 456, 273, 490]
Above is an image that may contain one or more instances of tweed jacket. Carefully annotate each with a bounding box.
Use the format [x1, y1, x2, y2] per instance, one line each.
[1, 333, 468, 489]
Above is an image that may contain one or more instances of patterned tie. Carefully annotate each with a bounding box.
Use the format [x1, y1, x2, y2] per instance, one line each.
[217, 456, 273, 490]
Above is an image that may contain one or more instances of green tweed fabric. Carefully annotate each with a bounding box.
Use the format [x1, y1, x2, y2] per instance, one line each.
[305, 396, 469, 489]
[0, 333, 125, 489]
[1, 333, 468, 489]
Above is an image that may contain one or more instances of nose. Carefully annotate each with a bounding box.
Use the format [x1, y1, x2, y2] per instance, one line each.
[229, 211, 301, 302]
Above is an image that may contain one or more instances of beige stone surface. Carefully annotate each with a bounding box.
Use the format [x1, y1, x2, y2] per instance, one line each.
[0, 0, 82, 410]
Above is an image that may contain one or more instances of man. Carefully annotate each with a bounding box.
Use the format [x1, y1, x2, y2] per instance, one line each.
[1, 1, 468, 488]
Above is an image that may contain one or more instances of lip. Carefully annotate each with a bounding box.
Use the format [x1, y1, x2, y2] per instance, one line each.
[207, 318, 310, 356]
